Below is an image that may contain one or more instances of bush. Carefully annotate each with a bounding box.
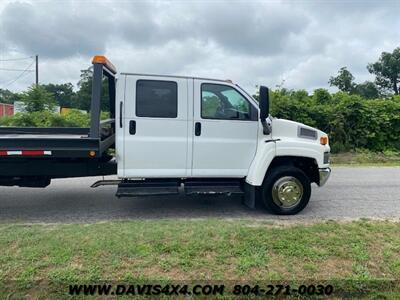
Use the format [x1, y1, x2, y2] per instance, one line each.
[0, 110, 90, 128]
[271, 91, 400, 153]
[63, 109, 90, 127]
[21, 85, 56, 112]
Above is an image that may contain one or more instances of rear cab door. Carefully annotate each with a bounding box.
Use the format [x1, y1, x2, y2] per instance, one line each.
[118, 74, 191, 178]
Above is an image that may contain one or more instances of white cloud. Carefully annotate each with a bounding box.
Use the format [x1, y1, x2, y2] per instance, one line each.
[0, 0, 399, 93]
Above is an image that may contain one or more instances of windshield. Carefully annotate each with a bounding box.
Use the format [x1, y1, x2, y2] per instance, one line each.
[235, 84, 257, 104]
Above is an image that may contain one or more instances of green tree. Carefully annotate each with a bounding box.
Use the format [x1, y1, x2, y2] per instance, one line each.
[42, 83, 75, 108]
[0, 88, 22, 104]
[367, 47, 400, 95]
[21, 85, 56, 112]
[72, 68, 92, 111]
[329, 67, 355, 93]
[353, 81, 380, 99]
[72, 67, 110, 112]
[313, 88, 332, 104]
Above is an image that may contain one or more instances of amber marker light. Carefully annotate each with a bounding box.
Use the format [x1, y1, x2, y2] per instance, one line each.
[89, 150, 96, 157]
[91, 55, 117, 74]
[320, 136, 328, 145]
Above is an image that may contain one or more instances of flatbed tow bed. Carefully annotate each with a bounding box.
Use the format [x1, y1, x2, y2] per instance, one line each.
[0, 57, 117, 187]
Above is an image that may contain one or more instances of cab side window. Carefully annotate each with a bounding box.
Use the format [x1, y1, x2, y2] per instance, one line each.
[136, 80, 177, 118]
[201, 83, 255, 120]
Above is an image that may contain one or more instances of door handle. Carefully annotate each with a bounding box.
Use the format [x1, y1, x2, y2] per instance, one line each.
[195, 122, 201, 136]
[119, 101, 123, 128]
[129, 120, 136, 135]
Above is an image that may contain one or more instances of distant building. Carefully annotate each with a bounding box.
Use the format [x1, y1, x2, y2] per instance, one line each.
[0, 103, 14, 117]
[13, 101, 60, 114]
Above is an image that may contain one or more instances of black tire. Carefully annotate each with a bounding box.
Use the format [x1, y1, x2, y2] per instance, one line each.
[261, 166, 311, 215]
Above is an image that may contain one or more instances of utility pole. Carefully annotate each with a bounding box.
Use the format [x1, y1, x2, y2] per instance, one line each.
[35, 55, 38, 86]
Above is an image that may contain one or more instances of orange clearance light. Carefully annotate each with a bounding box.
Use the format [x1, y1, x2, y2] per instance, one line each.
[89, 150, 96, 157]
[91, 55, 117, 74]
[320, 136, 328, 145]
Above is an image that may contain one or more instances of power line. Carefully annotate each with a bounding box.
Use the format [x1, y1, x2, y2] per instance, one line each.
[0, 61, 35, 88]
[0, 56, 34, 62]
[0, 68, 35, 72]
[3, 70, 32, 88]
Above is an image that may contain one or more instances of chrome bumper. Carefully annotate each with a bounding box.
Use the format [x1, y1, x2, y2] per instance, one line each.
[318, 167, 331, 186]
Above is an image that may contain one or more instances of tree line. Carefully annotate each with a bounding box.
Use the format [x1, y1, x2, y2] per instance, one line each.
[0, 67, 110, 112]
[329, 47, 400, 98]
[0, 47, 399, 153]
[269, 47, 400, 153]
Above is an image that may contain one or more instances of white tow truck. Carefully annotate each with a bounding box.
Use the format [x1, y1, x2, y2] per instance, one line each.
[0, 56, 330, 215]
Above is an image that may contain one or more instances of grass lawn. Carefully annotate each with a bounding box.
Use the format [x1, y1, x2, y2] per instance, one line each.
[331, 151, 400, 166]
[1, 219, 400, 299]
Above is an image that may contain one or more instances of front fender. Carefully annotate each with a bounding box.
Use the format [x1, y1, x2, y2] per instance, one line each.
[275, 138, 330, 167]
[245, 141, 276, 186]
[245, 138, 330, 186]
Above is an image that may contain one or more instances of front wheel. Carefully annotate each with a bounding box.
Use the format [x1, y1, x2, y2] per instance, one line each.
[261, 166, 311, 215]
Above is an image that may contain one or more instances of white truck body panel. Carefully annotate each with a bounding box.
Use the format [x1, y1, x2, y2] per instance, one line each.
[120, 75, 190, 177]
[272, 118, 330, 168]
[115, 75, 126, 178]
[192, 79, 258, 177]
[116, 73, 330, 188]
[245, 130, 276, 186]
[245, 118, 330, 186]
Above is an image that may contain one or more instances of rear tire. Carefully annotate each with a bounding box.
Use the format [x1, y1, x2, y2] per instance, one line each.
[261, 166, 311, 215]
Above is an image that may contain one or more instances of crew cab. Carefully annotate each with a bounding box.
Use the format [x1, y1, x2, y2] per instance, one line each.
[0, 56, 330, 215]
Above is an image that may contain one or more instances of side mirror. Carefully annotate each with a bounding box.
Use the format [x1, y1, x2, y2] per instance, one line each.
[259, 86, 269, 119]
[259, 86, 271, 134]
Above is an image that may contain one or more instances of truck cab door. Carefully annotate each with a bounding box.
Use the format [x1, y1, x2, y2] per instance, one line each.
[192, 80, 259, 177]
[119, 75, 190, 178]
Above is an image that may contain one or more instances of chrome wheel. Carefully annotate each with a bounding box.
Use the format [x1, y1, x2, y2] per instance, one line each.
[271, 176, 303, 208]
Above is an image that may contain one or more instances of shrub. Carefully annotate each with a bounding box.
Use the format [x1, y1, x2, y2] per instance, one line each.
[21, 85, 56, 112]
[271, 90, 400, 153]
[63, 109, 90, 127]
[0, 110, 89, 128]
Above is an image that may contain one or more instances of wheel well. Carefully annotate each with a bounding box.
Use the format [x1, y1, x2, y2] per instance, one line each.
[267, 156, 319, 184]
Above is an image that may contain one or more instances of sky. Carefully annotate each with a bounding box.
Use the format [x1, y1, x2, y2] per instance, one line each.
[0, 0, 399, 95]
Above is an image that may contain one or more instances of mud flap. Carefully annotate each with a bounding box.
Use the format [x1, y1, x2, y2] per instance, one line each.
[243, 182, 256, 209]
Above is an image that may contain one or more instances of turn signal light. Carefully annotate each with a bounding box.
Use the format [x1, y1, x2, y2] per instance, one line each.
[89, 150, 96, 157]
[320, 136, 328, 145]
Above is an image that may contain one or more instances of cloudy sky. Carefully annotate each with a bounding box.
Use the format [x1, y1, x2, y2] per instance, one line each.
[0, 0, 399, 94]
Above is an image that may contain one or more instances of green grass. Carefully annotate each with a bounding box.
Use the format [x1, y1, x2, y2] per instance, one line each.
[332, 149, 400, 166]
[1, 219, 400, 298]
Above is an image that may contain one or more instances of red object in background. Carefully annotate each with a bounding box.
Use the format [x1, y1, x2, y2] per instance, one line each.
[0, 103, 14, 117]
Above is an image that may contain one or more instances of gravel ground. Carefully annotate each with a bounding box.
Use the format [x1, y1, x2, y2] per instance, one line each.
[0, 167, 399, 223]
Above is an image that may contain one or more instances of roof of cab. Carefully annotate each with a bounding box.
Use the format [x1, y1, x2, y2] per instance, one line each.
[120, 72, 231, 83]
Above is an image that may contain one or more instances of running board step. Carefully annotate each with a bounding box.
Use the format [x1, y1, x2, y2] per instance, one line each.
[116, 179, 180, 197]
[184, 179, 243, 195]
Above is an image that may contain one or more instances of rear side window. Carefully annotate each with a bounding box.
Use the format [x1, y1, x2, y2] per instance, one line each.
[136, 80, 177, 118]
